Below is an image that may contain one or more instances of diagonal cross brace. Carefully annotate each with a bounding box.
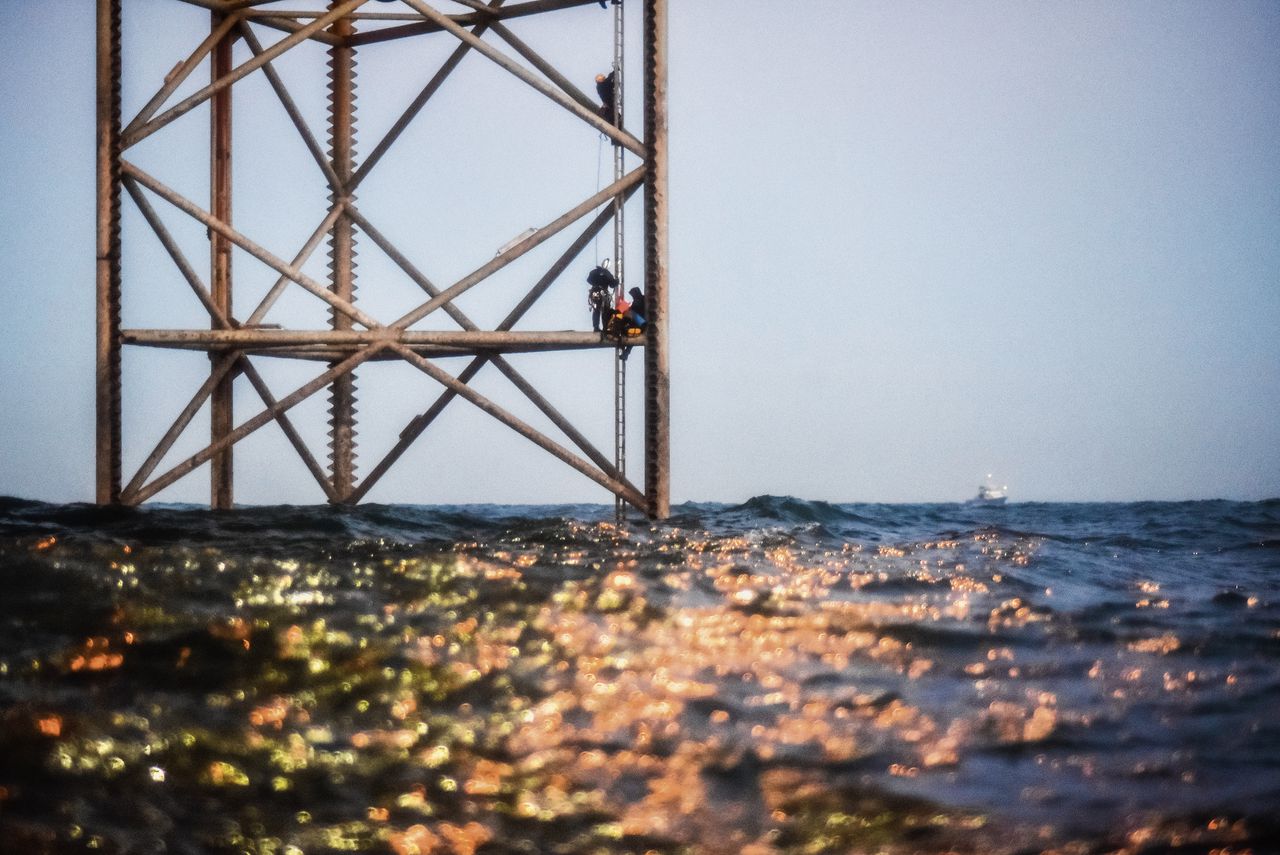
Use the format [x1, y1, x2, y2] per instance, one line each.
[350, 0, 603, 47]
[348, 0, 506, 196]
[348, 204, 638, 497]
[392, 166, 644, 329]
[121, 11, 242, 139]
[237, 23, 344, 194]
[121, 0, 368, 150]
[121, 160, 381, 330]
[125, 343, 389, 505]
[121, 173, 339, 500]
[399, 0, 644, 155]
[391, 344, 647, 510]
[349, 185, 637, 503]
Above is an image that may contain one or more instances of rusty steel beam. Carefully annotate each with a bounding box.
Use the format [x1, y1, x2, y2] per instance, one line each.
[133, 173, 637, 503]
[251, 15, 345, 46]
[122, 12, 241, 140]
[344, 204, 478, 328]
[177, 2, 347, 45]
[398, 0, 644, 154]
[96, 0, 123, 505]
[327, 5, 359, 502]
[241, 9, 457, 22]
[238, 23, 343, 193]
[489, 350, 641, 493]
[347, 195, 628, 503]
[392, 166, 644, 329]
[348, 0, 505, 196]
[121, 358, 238, 502]
[238, 358, 340, 502]
[122, 169, 338, 504]
[487, 20, 598, 114]
[122, 329, 634, 349]
[391, 344, 647, 511]
[105, 192, 341, 506]
[244, 202, 347, 325]
[363, 199, 637, 495]
[123, 177, 231, 327]
[345, 203, 626, 489]
[173, 0, 233, 12]
[353, 199, 632, 491]
[498, 186, 639, 330]
[121, 0, 367, 150]
[210, 12, 235, 509]
[187, 344, 611, 361]
[121, 160, 381, 330]
[350, 0, 598, 46]
[126, 344, 389, 505]
[643, 0, 670, 519]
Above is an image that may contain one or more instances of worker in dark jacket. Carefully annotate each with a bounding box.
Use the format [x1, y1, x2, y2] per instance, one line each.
[627, 287, 647, 330]
[595, 71, 616, 123]
[586, 264, 617, 332]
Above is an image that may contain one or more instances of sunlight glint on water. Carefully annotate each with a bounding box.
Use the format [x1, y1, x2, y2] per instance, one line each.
[0, 496, 1277, 853]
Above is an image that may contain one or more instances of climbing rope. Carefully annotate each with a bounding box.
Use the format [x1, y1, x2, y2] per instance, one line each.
[594, 133, 606, 262]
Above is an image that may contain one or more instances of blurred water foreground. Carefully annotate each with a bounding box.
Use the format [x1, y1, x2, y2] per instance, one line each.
[1, 496, 1278, 853]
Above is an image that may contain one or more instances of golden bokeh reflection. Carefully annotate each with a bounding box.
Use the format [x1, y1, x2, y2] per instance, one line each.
[0, 516, 1271, 855]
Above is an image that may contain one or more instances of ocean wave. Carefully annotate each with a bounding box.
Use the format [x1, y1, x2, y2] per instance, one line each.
[730, 494, 872, 525]
[2, 497, 1279, 852]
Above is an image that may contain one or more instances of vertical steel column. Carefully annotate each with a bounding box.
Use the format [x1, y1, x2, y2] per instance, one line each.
[210, 12, 235, 509]
[642, 0, 669, 519]
[327, 7, 358, 502]
[96, 0, 123, 505]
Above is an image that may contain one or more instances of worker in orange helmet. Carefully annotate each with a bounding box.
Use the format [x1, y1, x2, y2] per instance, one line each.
[595, 71, 616, 123]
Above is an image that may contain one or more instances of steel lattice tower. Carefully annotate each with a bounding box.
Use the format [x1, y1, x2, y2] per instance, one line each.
[95, 0, 668, 517]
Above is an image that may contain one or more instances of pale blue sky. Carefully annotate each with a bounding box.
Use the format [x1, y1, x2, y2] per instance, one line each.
[1, 1, 1277, 505]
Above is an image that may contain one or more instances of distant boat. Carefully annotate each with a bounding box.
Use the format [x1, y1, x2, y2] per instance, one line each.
[968, 475, 1007, 506]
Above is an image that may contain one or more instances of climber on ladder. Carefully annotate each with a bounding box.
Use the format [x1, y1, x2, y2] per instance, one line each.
[595, 71, 616, 124]
[586, 262, 617, 333]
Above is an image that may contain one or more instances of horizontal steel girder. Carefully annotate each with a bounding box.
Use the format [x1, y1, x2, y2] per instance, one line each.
[122, 329, 645, 351]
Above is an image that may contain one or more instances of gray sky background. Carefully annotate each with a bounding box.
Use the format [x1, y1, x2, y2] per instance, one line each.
[1, 0, 1277, 506]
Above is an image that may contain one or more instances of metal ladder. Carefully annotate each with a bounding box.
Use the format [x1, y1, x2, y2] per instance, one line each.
[611, 0, 627, 525]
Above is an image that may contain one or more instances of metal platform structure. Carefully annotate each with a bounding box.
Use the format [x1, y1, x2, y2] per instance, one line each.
[95, 0, 669, 517]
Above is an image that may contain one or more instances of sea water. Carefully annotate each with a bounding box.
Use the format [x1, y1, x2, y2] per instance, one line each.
[0, 496, 1277, 853]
